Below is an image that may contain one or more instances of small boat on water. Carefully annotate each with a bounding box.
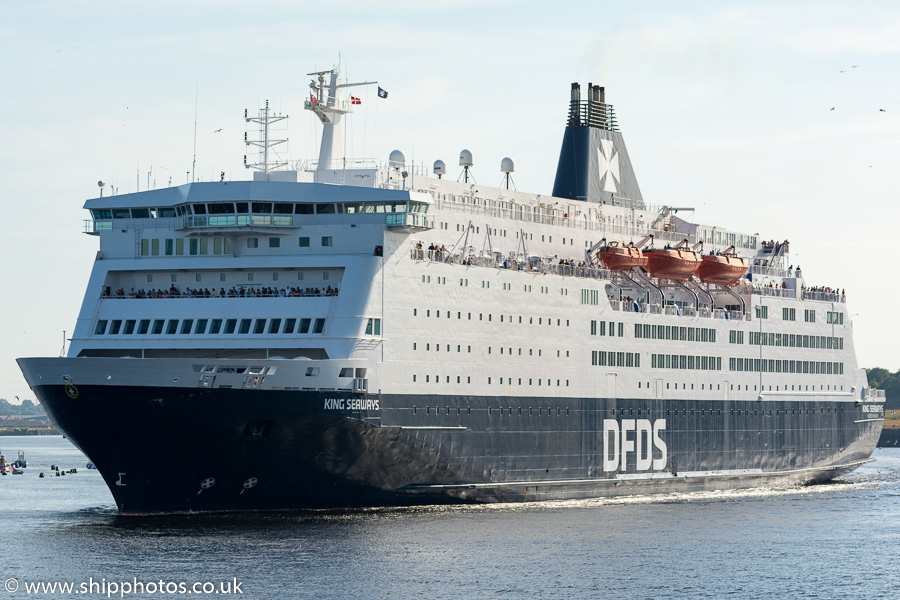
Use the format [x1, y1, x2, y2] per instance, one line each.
[697, 246, 749, 286]
[644, 240, 702, 281]
[599, 241, 648, 271]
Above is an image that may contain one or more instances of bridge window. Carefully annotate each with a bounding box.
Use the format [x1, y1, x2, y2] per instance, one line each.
[298, 318, 311, 334]
[208, 203, 234, 214]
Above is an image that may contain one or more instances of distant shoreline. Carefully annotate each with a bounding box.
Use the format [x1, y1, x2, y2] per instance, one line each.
[0, 417, 58, 436]
[0, 427, 60, 436]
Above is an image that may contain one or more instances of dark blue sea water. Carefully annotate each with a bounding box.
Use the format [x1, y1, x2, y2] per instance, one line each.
[1, 435, 898, 599]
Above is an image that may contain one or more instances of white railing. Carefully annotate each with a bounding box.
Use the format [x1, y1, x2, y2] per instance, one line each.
[409, 248, 610, 279]
[752, 285, 796, 299]
[429, 196, 690, 244]
[801, 290, 845, 303]
[749, 264, 792, 278]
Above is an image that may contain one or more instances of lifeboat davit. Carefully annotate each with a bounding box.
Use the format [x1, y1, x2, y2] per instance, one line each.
[697, 247, 749, 286]
[599, 242, 647, 271]
[644, 247, 702, 281]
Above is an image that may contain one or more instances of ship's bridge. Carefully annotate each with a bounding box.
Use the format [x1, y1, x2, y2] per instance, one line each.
[84, 181, 433, 235]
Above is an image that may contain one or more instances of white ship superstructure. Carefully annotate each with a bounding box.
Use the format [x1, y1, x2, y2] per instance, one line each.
[18, 69, 883, 513]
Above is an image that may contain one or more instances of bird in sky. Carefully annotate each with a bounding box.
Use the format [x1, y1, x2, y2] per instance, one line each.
[879, 108, 886, 112]
[214, 128, 223, 133]
[830, 107, 835, 111]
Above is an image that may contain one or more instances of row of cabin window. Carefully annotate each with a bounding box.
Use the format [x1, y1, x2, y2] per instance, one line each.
[826, 311, 845, 325]
[252, 236, 332, 248]
[420, 275, 564, 296]
[758, 306, 845, 325]
[590, 321, 625, 337]
[180, 201, 419, 216]
[612, 405, 839, 417]
[413, 374, 570, 387]
[140, 236, 334, 256]
[451, 224, 575, 246]
[413, 343, 567, 358]
[785, 308, 840, 323]
[639, 381, 723, 391]
[413, 308, 569, 327]
[748, 331, 843, 350]
[592, 351, 641, 367]
[580, 289, 600, 305]
[414, 405, 571, 416]
[650, 354, 723, 371]
[729, 331, 745, 344]
[142, 271, 326, 283]
[634, 324, 717, 343]
[640, 381, 845, 393]
[92, 201, 420, 220]
[729, 357, 845, 375]
[407, 403, 839, 418]
[93, 317, 325, 336]
[141, 237, 231, 256]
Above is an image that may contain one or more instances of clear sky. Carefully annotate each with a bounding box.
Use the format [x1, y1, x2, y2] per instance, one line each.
[1, 0, 899, 403]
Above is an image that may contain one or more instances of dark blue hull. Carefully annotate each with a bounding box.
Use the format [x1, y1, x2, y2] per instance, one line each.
[30, 384, 881, 514]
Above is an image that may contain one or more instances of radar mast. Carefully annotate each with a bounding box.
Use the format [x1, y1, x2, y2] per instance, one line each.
[244, 100, 288, 177]
[305, 68, 377, 171]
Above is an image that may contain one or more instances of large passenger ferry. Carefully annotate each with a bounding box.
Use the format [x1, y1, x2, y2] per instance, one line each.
[17, 68, 885, 513]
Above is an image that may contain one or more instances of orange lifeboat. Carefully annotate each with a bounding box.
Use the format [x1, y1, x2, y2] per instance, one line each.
[697, 247, 749, 286]
[599, 242, 648, 271]
[644, 245, 702, 281]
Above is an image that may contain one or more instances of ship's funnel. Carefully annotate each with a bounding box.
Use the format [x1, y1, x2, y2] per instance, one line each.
[552, 84, 644, 209]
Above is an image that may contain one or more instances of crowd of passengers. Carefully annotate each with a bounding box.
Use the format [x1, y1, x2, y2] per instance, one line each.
[801, 285, 845, 299]
[416, 241, 589, 270]
[760, 239, 790, 254]
[103, 285, 338, 299]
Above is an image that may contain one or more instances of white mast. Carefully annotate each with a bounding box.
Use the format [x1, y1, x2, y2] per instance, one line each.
[244, 100, 288, 179]
[305, 68, 377, 172]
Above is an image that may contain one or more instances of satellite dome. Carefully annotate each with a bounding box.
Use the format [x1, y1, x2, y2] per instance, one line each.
[433, 160, 446, 176]
[500, 157, 515, 174]
[389, 150, 406, 170]
[459, 149, 473, 167]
